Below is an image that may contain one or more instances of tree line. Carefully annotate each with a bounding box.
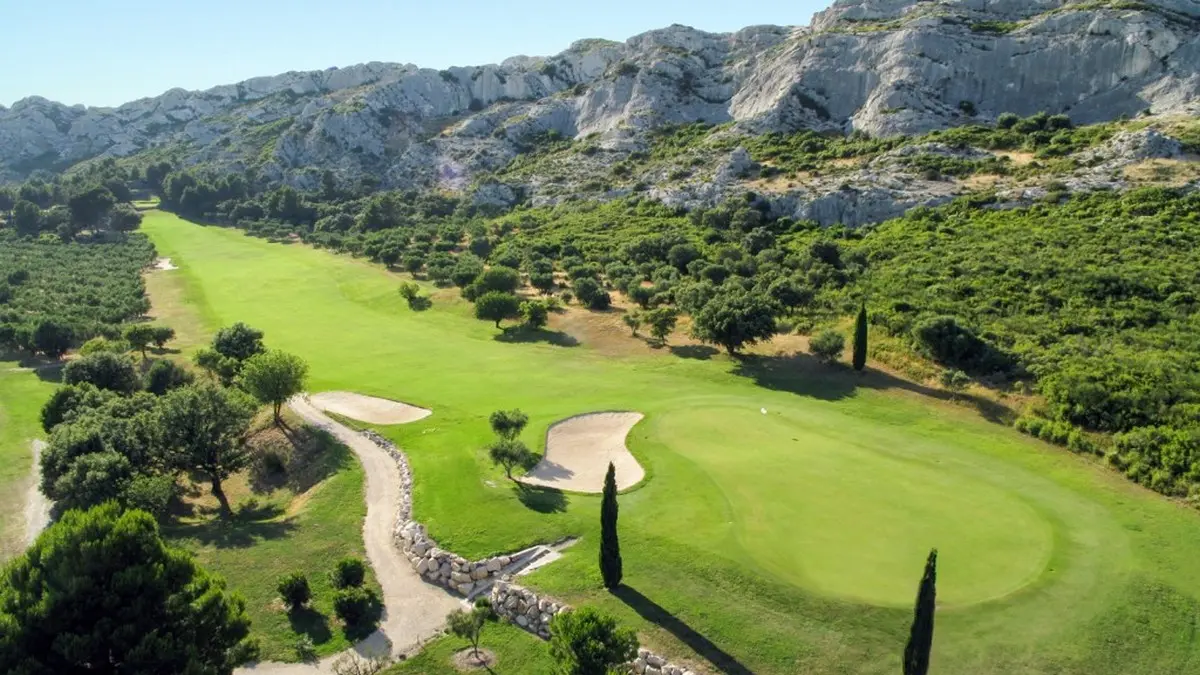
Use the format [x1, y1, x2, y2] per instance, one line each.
[144, 150, 1200, 502]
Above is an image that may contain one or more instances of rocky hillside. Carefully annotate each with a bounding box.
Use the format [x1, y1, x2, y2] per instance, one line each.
[2, 0, 1199, 224]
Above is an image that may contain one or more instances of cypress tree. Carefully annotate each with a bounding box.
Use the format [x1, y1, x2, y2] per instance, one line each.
[903, 549, 938, 675]
[599, 462, 623, 589]
[852, 302, 868, 371]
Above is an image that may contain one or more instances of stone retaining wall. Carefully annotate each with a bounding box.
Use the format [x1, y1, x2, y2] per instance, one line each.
[488, 582, 694, 675]
[360, 428, 694, 674]
[397, 521, 515, 596]
[360, 429, 526, 597]
[490, 581, 566, 639]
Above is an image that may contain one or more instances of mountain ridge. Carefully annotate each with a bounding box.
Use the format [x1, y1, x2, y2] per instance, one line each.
[2, 0, 1198, 225]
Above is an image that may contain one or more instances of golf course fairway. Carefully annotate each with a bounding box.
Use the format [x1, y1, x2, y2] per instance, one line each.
[140, 210, 1200, 675]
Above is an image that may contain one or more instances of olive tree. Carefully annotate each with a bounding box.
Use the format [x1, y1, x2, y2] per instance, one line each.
[488, 439, 537, 480]
[474, 291, 521, 328]
[159, 383, 256, 516]
[122, 323, 158, 358]
[240, 350, 309, 425]
[690, 289, 778, 355]
[447, 598, 497, 662]
[489, 409, 529, 440]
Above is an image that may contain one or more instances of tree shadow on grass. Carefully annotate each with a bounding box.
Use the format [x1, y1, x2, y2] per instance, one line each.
[613, 585, 754, 675]
[0, 349, 67, 384]
[732, 352, 1016, 425]
[668, 344, 719, 360]
[248, 424, 353, 495]
[512, 481, 569, 513]
[164, 503, 297, 549]
[289, 607, 334, 646]
[494, 326, 580, 348]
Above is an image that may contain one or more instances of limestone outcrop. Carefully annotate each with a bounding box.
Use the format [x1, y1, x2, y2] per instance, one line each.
[2, 0, 1198, 226]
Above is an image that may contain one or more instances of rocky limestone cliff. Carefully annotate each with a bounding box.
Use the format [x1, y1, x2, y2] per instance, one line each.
[2, 0, 1198, 225]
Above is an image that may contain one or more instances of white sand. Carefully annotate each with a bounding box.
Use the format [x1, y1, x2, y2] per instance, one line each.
[520, 412, 645, 493]
[308, 391, 431, 425]
[153, 257, 178, 271]
[25, 440, 51, 545]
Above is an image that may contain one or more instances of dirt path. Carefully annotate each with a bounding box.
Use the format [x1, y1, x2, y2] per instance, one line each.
[24, 440, 51, 545]
[236, 399, 462, 674]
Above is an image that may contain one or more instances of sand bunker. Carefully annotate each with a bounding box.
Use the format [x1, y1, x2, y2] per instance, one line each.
[520, 412, 645, 493]
[308, 392, 431, 425]
[153, 257, 178, 271]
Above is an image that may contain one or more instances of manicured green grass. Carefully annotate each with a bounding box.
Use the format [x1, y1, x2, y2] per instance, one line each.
[0, 363, 56, 560]
[162, 432, 377, 662]
[142, 210, 1200, 675]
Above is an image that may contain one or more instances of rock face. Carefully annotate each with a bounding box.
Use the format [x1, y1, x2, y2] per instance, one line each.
[2, 0, 1198, 221]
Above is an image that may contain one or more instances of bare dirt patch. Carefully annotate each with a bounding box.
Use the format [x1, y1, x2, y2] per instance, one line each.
[308, 392, 431, 425]
[520, 412, 645, 493]
[25, 440, 51, 545]
[452, 648, 496, 671]
[992, 150, 1037, 166]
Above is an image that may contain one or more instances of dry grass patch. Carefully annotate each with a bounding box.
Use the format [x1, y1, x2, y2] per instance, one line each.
[1123, 157, 1200, 186]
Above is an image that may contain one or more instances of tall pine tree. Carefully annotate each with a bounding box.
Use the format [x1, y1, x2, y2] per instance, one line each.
[599, 462, 623, 589]
[852, 302, 868, 371]
[903, 549, 938, 675]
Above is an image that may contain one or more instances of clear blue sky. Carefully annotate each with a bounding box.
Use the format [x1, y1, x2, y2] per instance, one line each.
[1, 0, 830, 108]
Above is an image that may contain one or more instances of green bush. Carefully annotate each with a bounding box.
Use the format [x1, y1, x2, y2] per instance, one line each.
[809, 329, 845, 363]
[331, 557, 366, 589]
[333, 586, 379, 627]
[278, 572, 312, 610]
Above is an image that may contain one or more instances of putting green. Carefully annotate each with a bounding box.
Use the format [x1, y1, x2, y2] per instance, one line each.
[131, 210, 1200, 675]
[655, 406, 1052, 606]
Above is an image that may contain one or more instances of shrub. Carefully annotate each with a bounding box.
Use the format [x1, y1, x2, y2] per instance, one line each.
[809, 329, 845, 363]
[912, 316, 1009, 374]
[333, 586, 379, 627]
[397, 281, 420, 301]
[997, 112, 1020, 129]
[586, 290, 612, 310]
[331, 557, 366, 589]
[278, 572, 312, 610]
[79, 337, 128, 356]
[572, 278, 603, 305]
[521, 300, 549, 329]
[63, 352, 140, 394]
[549, 608, 638, 675]
[294, 634, 317, 663]
[144, 359, 194, 395]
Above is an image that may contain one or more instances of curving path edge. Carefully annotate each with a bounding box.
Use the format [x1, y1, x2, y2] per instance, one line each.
[236, 398, 462, 674]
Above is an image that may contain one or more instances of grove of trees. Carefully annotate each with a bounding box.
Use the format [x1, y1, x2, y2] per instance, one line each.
[0, 503, 254, 674]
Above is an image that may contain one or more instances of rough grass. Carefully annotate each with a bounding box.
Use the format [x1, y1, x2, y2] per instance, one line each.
[141, 210, 1200, 675]
[0, 362, 57, 560]
[384, 622, 555, 674]
[162, 412, 376, 661]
